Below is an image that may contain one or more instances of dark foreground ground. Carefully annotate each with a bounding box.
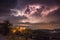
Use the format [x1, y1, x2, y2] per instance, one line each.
[0, 29, 60, 40]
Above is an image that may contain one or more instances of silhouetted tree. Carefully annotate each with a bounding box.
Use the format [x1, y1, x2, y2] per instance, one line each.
[2, 20, 12, 35]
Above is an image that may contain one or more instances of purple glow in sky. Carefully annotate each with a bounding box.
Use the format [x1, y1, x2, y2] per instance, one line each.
[0, 0, 60, 24]
[10, 4, 59, 23]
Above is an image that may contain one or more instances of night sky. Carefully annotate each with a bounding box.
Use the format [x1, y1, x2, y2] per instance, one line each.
[0, 0, 60, 24]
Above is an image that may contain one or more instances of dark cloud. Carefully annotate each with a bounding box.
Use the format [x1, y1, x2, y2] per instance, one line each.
[9, 16, 27, 23]
[49, 9, 60, 16]
[0, 0, 17, 16]
[8, 16, 27, 20]
[44, 8, 60, 22]
[19, 0, 60, 6]
[0, 0, 17, 8]
[0, 9, 11, 16]
[0, 16, 27, 23]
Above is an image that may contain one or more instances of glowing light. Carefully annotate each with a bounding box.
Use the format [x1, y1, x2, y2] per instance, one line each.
[41, 6, 58, 16]
[29, 5, 41, 9]
[28, 5, 42, 15]
[19, 27, 26, 32]
[12, 27, 26, 33]
[21, 20, 26, 23]
[16, 27, 26, 31]
[10, 9, 24, 16]
[12, 29, 16, 33]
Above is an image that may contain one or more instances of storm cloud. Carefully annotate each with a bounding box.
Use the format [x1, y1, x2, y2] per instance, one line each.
[0, 0, 60, 23]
